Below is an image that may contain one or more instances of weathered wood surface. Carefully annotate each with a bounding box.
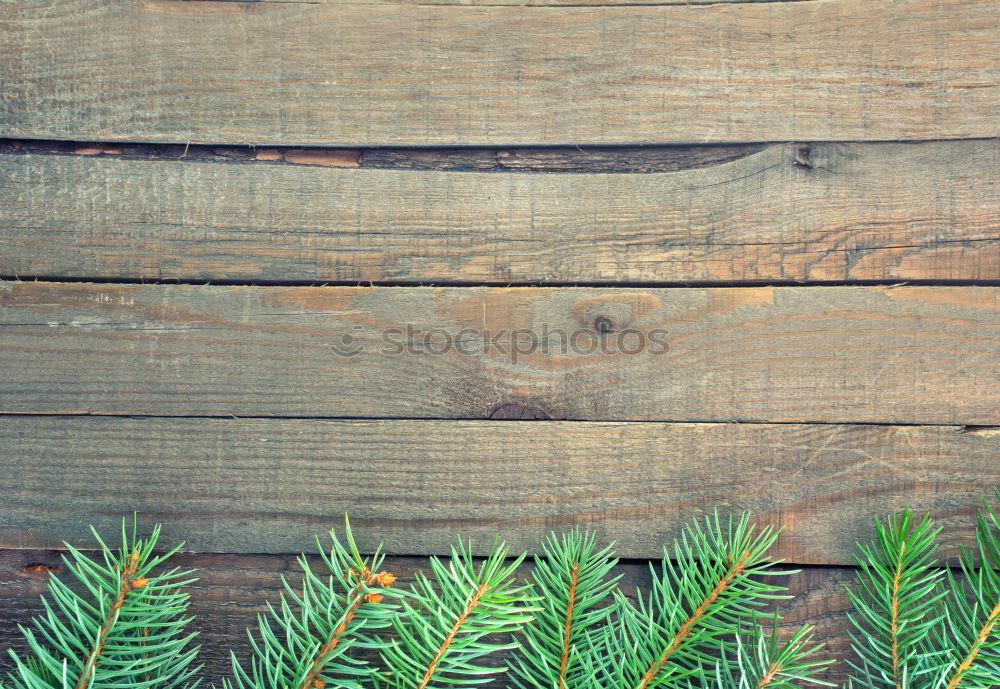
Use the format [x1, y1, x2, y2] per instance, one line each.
[1, 282, 998, 423]
[2, 142, 998, 283]
[2, 415, 998, 561]
[0, 548, 858, 686]
[2, 0, 997, 146]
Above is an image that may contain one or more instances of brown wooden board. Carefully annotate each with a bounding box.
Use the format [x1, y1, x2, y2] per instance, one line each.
[2, 415, 999, 562]
[1, 282, 998, 423]
[0, 548, 859, 686]
[2, 141, 998, 284]
[2, 0, 997, 145]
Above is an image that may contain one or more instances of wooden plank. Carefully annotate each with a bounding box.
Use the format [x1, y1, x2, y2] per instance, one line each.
[0, 550, 855, 687]
[1, 282, 998, 423]
[2, 0, 997, 145]
[2, 415, 999, 562]
[2, 141, 998, 283]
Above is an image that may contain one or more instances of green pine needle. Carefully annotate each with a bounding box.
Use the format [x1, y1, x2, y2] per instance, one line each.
[224, 518, 401, 689]
[5, 518, 200, 689]
[695, 619, 833, 689]
[845, 509, 946, 689]
[379, 538, 536, 689]
[605, 512, 792, 689]
[846, 493, 1000, 689]
[507, 529, 622, 689]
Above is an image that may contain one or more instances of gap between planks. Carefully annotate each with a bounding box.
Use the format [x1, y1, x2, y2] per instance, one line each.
[194, 0, 823, 6]
[0, 411, 999, 435]
[6, 278, 1000, 289]
[0, 137, 771, 173]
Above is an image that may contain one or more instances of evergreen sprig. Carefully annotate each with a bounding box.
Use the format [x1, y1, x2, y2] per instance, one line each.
[691, 619, 832, 689]
[602, 512, 803, 689]
[935, 497, 1000, 689]
[845, 509, 945, 689]
[378, 539, 536, 689]
[846, 491, 1000, 689]
[5, 520, 199, 689]
[728, 620, 833, 689]
[225, 519, 401, 689]
[506, 529, 622, 689]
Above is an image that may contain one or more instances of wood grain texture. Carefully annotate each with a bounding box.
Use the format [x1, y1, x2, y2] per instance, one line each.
[0, 549, 856, 687]
[2, 415, 999, 561]
[2, 0, 997, 145]
[3, 142, 998, 283]
[1, 282, 998, 423]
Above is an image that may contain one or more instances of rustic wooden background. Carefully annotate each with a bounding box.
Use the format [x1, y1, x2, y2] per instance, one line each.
[1, 0, 999, 684]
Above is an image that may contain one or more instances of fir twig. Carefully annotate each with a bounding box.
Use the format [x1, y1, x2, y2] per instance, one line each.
[380, 538, 536, 689]
[845, 510, 945, 689]
[5, 518, 200, 689]
[606, 512, 793, 689]
[507, 529, 621, 689]
[225, 518, 400, 689]
[698, 619, 833, 689]
[934, 493, 1000, 689]
[847, 493, 1000, 689]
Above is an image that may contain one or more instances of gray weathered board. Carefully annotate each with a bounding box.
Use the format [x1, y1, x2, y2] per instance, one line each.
[2, 141, 998, 283]
[2, 415, 998, 562]
[1, 282, 997, 423]
[2, 0, 997, 145]
[0, 550, 856, 686]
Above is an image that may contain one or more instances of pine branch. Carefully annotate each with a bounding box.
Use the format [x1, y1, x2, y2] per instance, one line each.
[5, 519, 200, 689]
[507, 529, 622, 689]
[930, 493, 1000, 689]
[845, 510, 945, 689]
[846, 495, 1000, 689]
[379, 538, 536, 689]
[694, 619, 833, 689]
[225, 519, 400, 689]
[605, 512, 791, 689]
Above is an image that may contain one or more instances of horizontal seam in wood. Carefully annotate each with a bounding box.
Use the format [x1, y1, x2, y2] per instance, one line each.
[5, 276, 1000, 290]
[0, 411, 983, 429]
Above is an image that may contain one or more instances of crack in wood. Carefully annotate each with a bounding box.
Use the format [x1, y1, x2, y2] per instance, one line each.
[0, 139, 767, 174]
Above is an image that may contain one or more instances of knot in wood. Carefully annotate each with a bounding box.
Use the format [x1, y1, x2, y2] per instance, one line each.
[488, 402, 549, 420]
[593, 316, 614, 333]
